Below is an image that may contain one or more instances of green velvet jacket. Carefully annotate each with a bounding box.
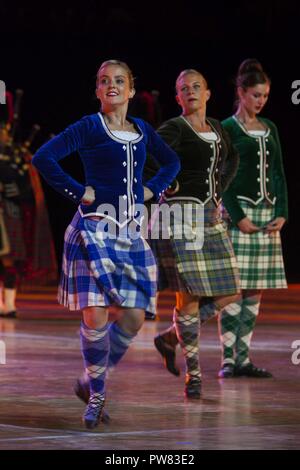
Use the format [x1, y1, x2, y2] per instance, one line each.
[145, 115, 239, 206]
[221, 116, 288, 225]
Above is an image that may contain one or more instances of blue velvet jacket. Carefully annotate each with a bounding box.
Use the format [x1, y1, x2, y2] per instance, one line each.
[32, 112, 180, 225]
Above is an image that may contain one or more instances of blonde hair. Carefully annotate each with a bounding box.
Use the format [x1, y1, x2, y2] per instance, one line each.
[96, 60, 135, 89]
[175, 69, 208, 92]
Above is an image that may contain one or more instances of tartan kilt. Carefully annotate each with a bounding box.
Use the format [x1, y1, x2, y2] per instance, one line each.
[149, 200, 240, 296]
[2, 200, 26, 261]
[58, 211, 157, 313]
[227, 200, 287, 289]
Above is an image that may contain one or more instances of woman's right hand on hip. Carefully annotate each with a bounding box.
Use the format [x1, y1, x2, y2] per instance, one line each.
[81, 186, 95, 205]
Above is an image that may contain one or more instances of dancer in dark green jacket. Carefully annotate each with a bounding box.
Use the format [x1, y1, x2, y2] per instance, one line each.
[219, 59, 288, 379]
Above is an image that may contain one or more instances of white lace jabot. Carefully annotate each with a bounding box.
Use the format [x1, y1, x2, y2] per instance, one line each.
[248, 130, 267, 136]
[198, 131, 218, 141]
[111, 130, 140, 141]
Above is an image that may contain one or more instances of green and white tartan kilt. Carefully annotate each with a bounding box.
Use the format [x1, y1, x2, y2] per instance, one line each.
[227, 200, 287, 289]
[148, 200, 240, 296]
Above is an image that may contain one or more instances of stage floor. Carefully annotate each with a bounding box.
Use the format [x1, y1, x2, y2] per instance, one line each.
[0, 286, 300, 450]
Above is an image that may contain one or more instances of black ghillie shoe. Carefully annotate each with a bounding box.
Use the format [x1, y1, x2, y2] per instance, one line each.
[145, 311, 156, 321]
[0, 310, 17, 319]
[75, 379, 110, 424]
[184, 377, 202, 399]
[218, 363, 235, 378]
[83, 393, 106, 429]
[154, 334, 180, 376]
[235, 362, 273, 378]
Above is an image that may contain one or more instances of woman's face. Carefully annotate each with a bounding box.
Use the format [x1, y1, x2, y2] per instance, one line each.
[96, 64, 135, 108]
[176, 72, 210, 114]
[238, 82, 270, 116]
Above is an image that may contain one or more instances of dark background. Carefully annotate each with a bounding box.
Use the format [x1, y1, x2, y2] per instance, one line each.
[1, 1, 299, 281]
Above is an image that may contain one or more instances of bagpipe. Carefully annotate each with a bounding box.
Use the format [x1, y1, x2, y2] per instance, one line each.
[0, 89, 57, 283]
[0, 90, 41, 201]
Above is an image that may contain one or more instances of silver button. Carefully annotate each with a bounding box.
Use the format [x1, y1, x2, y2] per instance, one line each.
[216, 168, 219, 173]
[266, 164, 269, 168]
[69, 192, 73, 195]
[123, 145, 126, 150]
[257, 165, 260, 169]
[134, 161, 137, 167]
[257, 192, 261, 196]
[257, 178, 260, 182]
[64, 189, 68, 192]
[266, 139, 269, 142]
[123, 178, 127, 183]
[219, 144, 222, 148]
[134, 177, 137, 183]
[216, 181, 218, 185]
[257, 151, 261, 155]
[123, 161, 127, 167]
[73, 195, 77, 199]
[207, 168, 210, 172]
[266, 150, 270, 155]
[133, 145, 137, 151]
[215, 193, 218, 197]
[134, 195, 137, 200]
[267, 192, 270, 195]
[159, 192, 161, 196]
[206, 192, 210, 196]
[123, 195, 127, 200]
[123, 211, 127, 216]
[210, 144, 213, 149]
[205, 179, 209, 184]
[210, 157, 214, 161]
[266, 178, 269, 182]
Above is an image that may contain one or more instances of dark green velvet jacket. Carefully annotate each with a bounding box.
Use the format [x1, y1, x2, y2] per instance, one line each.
[145, 115, 239, 206]
[221, 116, 288, 225]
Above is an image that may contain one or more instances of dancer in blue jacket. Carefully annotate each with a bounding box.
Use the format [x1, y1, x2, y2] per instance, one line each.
[33, 59, 180, 428]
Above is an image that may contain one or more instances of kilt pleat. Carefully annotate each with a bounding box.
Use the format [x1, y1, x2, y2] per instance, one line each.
[58, 211, 157, 312]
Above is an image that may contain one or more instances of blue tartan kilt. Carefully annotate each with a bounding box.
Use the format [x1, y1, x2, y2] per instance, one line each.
[58, 211, 157, 313]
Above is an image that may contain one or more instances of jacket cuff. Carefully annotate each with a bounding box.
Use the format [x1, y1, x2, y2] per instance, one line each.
[144, 182, 167, 202]
[274, 207, 288, 221]
[164, 179, 179, 196]
[59, 181, 85, 203]
[229, 208, 247, 226]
